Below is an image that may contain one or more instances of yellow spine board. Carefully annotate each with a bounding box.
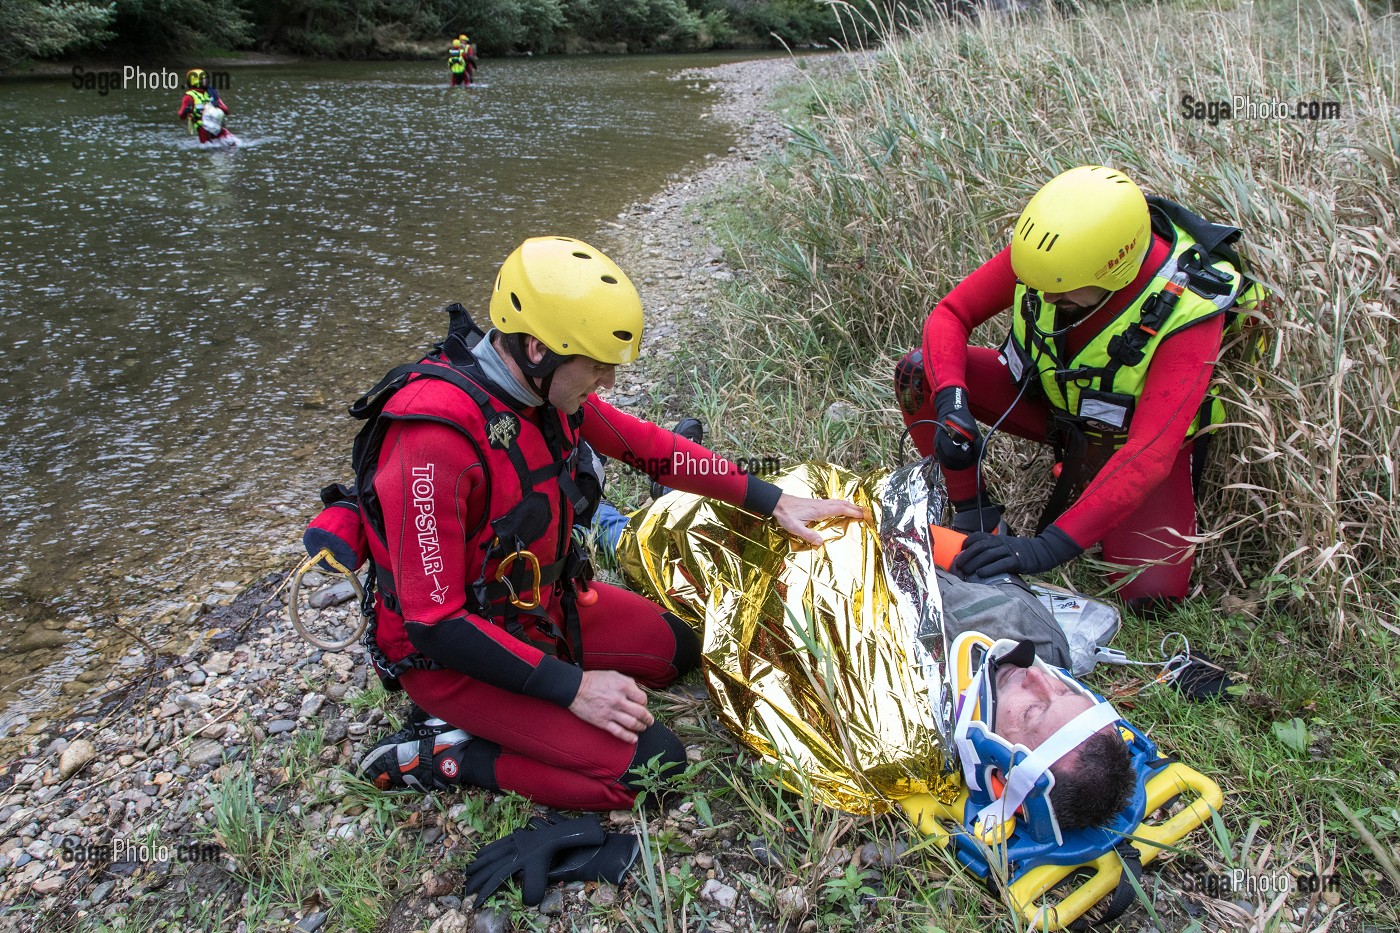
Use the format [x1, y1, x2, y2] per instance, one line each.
[898, 763, 1223, 930]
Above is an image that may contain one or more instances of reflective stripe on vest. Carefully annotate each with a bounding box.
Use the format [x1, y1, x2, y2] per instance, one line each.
[1001, 216, 1244, 445]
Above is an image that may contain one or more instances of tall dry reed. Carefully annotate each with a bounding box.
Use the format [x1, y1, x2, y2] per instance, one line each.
[708, 0, 1399, 636]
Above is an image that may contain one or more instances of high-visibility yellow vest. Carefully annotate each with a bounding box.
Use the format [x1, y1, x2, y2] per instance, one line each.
[187, 88, 212, 127]
[1000, 199, 1266, 446]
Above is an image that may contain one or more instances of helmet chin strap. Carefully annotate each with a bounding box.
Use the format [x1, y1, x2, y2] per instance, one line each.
[503, 332, 562, 405]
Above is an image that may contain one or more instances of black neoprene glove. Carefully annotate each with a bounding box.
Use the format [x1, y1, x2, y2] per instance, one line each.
[952, 527, 1083, 580]
[462, 813, 607, 907]
[530, 814, 639, 885]
[933, 386, 982, 472]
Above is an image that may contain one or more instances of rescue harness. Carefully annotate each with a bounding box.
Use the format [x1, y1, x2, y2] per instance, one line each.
[291, 305, 600, 690]
[999, 197, 1269, 531]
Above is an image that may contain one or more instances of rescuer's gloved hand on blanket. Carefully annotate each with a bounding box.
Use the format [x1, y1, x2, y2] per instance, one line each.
[953, 527, 1082, 579]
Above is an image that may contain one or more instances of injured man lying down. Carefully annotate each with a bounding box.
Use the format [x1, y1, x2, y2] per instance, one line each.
[597, 458, 1223, 929]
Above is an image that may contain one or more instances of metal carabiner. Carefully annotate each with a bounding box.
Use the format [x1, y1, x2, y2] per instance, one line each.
[496, 550, 541, 610]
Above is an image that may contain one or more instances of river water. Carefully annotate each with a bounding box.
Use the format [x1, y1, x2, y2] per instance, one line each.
[0, 54, 746, 743]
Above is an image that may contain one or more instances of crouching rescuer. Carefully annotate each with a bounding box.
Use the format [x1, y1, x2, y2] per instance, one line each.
[304, 236, 863, 822]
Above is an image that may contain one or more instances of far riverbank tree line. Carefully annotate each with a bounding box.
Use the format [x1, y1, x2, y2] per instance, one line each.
[0, 0, 954, 68]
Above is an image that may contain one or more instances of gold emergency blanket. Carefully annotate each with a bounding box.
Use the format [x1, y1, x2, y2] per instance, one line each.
[617, 462, 960, 813]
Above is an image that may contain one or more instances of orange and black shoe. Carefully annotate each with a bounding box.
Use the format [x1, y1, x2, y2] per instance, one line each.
[358, 706, 473, 792]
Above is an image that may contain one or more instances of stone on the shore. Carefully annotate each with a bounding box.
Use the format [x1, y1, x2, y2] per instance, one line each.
[427, 910, 470, 933]
[267, 720, 296, 735]
[203, 652, 233, 675]
[472, 909, 509, 933]
[299, 694, 326, 719]
[309, 581, 356, 609]
[775, 886, 809, 917]
[31, 872, 65, 895]
[295, 911, 328, 932]
[58, 739, 96, 780]
[700, 879, 738, 910]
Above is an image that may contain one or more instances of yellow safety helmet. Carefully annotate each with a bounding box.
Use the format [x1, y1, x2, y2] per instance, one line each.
[186, 69, 207, 88]
[452, 39, 461, 47]
[1010, 166, 1150, 293]
[490, 237, 644, 367]
[460, 34, 469, 42]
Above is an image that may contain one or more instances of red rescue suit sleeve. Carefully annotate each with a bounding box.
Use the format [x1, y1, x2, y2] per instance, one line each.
[377, 419, 584, 707]
[1051, 316, 1224, 548]
[921, 247, 1019, 393]
[581, 396, 783, 515]
[177, 93, 195, 119]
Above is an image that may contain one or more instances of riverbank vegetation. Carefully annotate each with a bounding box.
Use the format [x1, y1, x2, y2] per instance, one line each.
[15, 2, 1398, 932]
[690, 0, 1399, 922]
[1, 0, 929, 68]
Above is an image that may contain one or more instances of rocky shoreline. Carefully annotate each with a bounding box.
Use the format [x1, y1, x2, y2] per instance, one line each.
[0, 56, 834, 933]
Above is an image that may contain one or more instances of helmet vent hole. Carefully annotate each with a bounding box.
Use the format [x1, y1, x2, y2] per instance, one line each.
[572, 251, 591, 259]
[1020, 220, 1034, 240]
[613, 330, 633, 341]
[601, 275, 618, 284]
[510, 293, 522, 312]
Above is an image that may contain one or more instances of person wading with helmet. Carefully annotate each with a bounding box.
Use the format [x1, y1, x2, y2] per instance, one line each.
[448, 39, 469, 87]
[895, 166, 1264, 610]
[357, 237, 866, 810]
[176, 69, 229, 143]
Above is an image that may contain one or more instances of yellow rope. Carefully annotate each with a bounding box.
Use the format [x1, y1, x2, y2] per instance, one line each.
[287, 548, 368, 651]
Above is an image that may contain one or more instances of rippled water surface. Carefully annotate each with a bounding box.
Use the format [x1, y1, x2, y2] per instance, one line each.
[0, 55, 744, 740]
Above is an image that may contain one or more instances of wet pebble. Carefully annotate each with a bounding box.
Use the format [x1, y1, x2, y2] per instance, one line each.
[267, 720, 296, 735]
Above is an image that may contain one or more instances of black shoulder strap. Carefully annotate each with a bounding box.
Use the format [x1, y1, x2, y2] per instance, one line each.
[1146, 196, 1242, 268]
[1146, 196, 1245, 298]
[438, 302, 487, 367]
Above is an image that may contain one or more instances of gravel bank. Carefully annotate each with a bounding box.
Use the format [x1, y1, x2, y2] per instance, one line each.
[0, 54, 852, 933]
